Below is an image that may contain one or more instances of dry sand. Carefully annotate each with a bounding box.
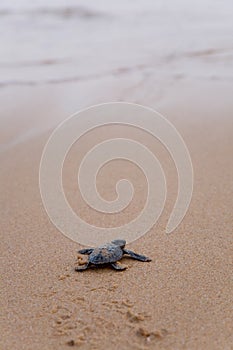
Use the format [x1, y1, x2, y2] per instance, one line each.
[1, 79, 233, 350]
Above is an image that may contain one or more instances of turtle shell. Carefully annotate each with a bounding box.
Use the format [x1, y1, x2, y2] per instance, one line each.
[89, 243, 123, 265]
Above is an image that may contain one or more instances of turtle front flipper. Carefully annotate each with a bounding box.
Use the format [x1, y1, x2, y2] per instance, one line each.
[123, 249, 151, 262]
[111, 262, 127, 271]
[75, 262, 90, 271]
[78, 248, 94, 255]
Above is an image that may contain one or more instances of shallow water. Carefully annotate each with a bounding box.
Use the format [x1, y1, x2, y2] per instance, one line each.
[1, 0, 233, 87]
[0, 0, 233, 151]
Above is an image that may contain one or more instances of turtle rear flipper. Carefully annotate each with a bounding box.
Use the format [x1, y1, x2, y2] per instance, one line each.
[75, 262, 90, 271]
[111, 262, 127, 271]
[123, 249, 151, 262]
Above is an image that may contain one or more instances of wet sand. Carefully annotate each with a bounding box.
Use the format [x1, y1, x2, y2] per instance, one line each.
[1, 78, 233, 350]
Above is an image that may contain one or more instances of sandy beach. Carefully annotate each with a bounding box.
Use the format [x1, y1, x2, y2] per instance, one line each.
[1, 1, 233, 349]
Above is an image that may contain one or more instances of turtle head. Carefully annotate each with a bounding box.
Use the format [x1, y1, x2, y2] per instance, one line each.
[111, 239, 126, 248]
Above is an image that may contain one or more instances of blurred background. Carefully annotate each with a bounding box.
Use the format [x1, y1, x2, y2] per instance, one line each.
[0, 0, 233, 148]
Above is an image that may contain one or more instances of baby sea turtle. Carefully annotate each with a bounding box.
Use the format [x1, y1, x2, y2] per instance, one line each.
[75, 239, 151, 271]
